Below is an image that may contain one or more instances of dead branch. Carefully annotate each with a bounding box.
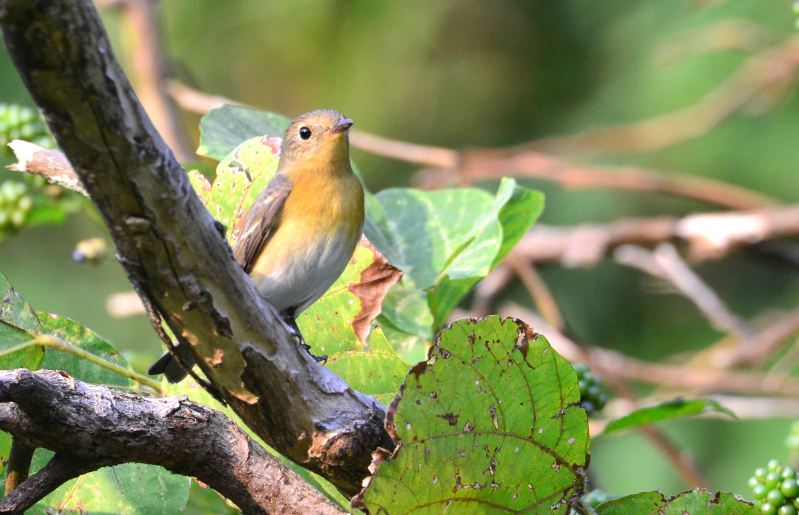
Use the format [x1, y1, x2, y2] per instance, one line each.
[0, 369, 344, 514]
[0, 0, 390, 496]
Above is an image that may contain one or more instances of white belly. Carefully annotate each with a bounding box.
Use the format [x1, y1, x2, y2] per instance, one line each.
[254, 231, 358, 315]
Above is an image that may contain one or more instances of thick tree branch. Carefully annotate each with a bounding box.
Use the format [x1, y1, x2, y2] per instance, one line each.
[0, 0, 391, 496]
[0, 369, 344, 514]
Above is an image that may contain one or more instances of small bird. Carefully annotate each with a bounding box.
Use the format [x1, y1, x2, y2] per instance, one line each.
[149, 109, 364, 382]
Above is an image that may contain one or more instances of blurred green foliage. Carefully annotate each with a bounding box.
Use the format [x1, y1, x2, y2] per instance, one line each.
[2, 0, 799, 509]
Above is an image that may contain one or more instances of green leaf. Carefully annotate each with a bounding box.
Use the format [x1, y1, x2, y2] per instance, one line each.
[601, 398, 736, 436]
[206, 135, 281, 241]
[28, 450, 190, 515]
[0, 274, 44, 369]
[596, 490, 756, 514]
[359, 316, 588, 514]
[299, 240, 406, 401]
[37, 312, 133, 387]
[197, 104, 290, 160]
[0, 275, 138, 387]
[365, 179, 543, 329]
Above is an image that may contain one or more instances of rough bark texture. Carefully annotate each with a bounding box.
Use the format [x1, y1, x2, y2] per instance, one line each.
[0, 369, 344, 514]
[0, 0, 392, 497]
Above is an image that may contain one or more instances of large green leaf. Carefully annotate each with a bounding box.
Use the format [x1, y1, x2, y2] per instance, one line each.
[358, 316, 588, 514]
[366, 179, 543, 329]
[197, 104, 290, 160]
[28, 450, 190, 515]
[601, 398, 736, 436]
[596, 490, 756, 514]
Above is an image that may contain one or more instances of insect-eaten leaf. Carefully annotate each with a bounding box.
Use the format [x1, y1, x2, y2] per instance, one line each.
[601, 397, 736, 436]
[356, 316, 588, 514]
[595, 489, 756, 514]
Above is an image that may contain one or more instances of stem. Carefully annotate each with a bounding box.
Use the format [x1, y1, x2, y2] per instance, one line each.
[0, 336, 162, 392]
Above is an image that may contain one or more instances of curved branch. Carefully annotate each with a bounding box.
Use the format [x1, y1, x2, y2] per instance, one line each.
[0, 0, 391, 496]
[0, 369, 344, 514]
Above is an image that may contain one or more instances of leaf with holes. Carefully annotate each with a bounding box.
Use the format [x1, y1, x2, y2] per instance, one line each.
[205, 135, 282, 242]
[596, 490, 755, 514]
[601, 398, 736, 436]
[299, 239, 406, 401]
[356, 316, 588, 514]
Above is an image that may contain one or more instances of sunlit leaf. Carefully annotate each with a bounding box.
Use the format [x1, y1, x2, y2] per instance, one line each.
[358, 316, 588, 514]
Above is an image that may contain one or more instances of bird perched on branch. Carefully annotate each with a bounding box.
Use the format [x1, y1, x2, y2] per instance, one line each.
[149, 109, 364, 382]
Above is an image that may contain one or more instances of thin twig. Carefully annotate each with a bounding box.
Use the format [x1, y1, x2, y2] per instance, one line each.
[614, 243, 755, 341]
[529, 35, 799, 156]
[166, 80, 777, 210]
[506, 257, 564, 331]
[712, 308, 799, 368]
[501, 303, 799, 397]
[0, 335, 162, 392]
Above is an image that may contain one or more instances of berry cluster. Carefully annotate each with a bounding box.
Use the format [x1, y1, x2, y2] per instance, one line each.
[574, 362, 609, 416]
[749, 459, 799, 514]
[0, 181, 33, 232]
[0, 103, 53, 157]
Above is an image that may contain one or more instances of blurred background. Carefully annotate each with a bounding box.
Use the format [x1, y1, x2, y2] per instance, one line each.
[2, 0, 799, 506]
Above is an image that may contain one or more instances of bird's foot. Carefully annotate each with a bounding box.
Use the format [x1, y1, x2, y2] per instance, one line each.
[300, 342, 328, 364]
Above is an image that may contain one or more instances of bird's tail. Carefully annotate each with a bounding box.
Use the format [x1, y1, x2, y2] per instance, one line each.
[148, 351, 191, 383]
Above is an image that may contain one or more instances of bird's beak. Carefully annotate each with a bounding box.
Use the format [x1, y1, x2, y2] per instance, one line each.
[332, 117, 354, 133]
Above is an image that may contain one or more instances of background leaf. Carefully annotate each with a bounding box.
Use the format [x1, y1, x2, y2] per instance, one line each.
[596, 489, 755, 514]
[601, 398, 736, 436]
[26, 450, 190, 515]
[197, 105, 289, 160]
[359, 316, 588, 514]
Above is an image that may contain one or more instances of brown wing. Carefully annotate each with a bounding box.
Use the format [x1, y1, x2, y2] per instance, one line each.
[233, 173, 292, 273]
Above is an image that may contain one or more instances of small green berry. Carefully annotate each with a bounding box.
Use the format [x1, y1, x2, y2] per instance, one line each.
[782, 479, 799, 498]
[16, 196, 32, 213]
[763, 501, 777, 514]
[780, 506, 798, 515]
[768, 472, 783, 489]
[770, 460, 784, 473]
[755, 484, 769, 499]
[758, 469, 772, 481]
[768, 489, 786, 506]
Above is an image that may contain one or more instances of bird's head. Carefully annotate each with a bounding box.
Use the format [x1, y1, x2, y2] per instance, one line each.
[280, 109, 354, 172]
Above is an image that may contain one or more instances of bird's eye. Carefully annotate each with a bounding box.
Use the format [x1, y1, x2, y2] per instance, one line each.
[299, 127, 312, 140]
